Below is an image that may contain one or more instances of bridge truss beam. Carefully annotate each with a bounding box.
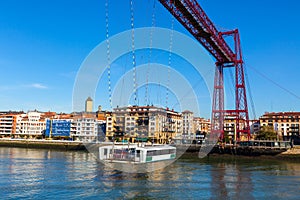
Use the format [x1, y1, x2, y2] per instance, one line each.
[159, 0, 250, 140]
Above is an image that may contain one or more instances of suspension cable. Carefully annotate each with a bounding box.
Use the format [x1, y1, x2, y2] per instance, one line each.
[130, 0, 137, 105]
[166, 12, 175, 109]
[145, 0, 156, 106]
[244, 64, 256, 119]
[228, 67, 235, 98]
[105, 0, 112, 108]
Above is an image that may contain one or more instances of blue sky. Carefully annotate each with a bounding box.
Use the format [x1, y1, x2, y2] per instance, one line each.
[1, 0, 300, 119]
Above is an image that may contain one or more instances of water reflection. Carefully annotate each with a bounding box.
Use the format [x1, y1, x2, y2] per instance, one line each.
[1, 148, 300, 199]
[209, 159, 254, 199]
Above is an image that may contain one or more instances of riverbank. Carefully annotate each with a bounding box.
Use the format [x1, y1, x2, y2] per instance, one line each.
[201, 146, 300, 160]
[273, 146, 300, 160]
[1, 139, 300, 159]
[278, 146, 300, 155]
[179, 143, 300, 159]
[0, 138, 86, 151]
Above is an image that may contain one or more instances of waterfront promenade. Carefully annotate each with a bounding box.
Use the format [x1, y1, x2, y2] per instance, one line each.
[0, 138, 85, 151]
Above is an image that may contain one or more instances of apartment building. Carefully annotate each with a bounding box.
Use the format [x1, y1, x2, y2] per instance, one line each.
[71, 112, 105, 142]
[106, 106, 183, 143]
[223, 114, 236, 139]
[193, 117, 211, 133]
[222, 114, 254, 141]
[182, 110, 194, 137]
[0, 112, 24, 137]
[17, 111, 46, 138]
[259, 112, 300, 140]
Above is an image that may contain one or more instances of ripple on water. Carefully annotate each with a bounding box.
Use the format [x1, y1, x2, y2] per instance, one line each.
[1, 147, 300, 199]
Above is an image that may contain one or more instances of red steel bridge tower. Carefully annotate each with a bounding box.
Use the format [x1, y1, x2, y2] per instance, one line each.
[159, 0, 250, 140]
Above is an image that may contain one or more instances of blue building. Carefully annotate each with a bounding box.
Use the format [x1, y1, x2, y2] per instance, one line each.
[45, 119, 71, 137]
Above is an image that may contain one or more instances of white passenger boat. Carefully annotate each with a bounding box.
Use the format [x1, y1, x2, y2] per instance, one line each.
[99, 143, 176, 163]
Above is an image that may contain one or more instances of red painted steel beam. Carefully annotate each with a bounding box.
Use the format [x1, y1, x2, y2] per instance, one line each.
[159, 0, 250, 140]
[159, 0, 235, 63]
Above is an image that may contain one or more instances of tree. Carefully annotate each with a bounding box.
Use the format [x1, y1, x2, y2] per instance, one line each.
[255, 125, 277, 140]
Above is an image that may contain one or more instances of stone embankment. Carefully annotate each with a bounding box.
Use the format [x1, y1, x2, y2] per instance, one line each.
[1, 139, 300, 159]
[0, 139, 86, 151]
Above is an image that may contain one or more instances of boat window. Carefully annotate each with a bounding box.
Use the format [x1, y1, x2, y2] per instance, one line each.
[147, 151, 154, 156]
[146, 149, 175, 156]
[160, 149, 169, 155]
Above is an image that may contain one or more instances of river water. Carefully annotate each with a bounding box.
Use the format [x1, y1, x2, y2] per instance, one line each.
[1, 147, 300, 199]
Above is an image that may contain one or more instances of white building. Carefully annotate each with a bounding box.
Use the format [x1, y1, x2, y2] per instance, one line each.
[16, 111, 46, 138]
[182, 110, 194, 137]
[71, 113, 105, 142]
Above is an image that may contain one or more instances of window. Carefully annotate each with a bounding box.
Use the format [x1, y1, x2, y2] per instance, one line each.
[147, 151, 154, 156]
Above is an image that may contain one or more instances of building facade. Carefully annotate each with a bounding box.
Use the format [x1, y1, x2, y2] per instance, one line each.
[16, 111, 46, 138]
[259, 112, 300, 141]
[45, 119, 71, 138]
[85, 97, 93, 113]
[71, 112, 105, 142]
[106, 106, 183, 143]
[182, 110, 194, 137]
[223, 114, 236, 140]
[0, 112, 24, 137]
[193, 117, 211, 133]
